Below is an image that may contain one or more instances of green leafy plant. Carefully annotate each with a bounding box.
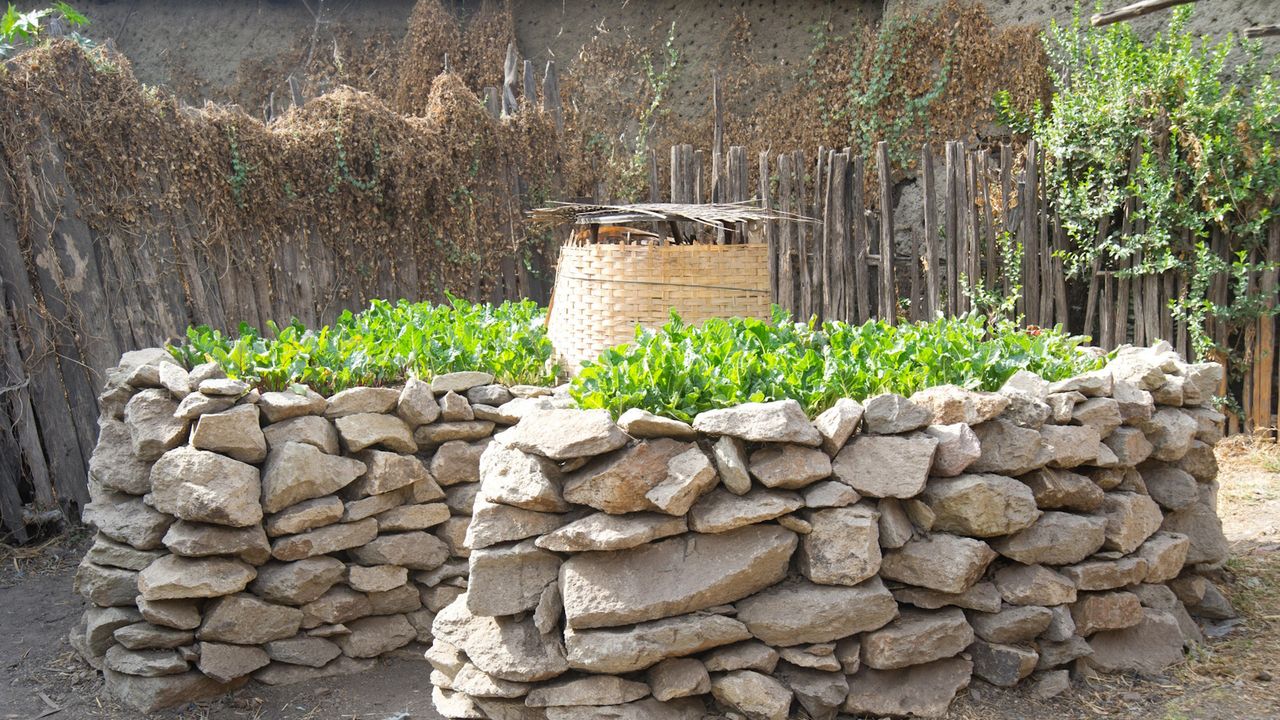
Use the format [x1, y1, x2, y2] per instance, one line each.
[1, 2, 89, 59]
[571, 307, 1105, 422]
[1002, 3, 1280, 358]
[168, 296, 558, 394]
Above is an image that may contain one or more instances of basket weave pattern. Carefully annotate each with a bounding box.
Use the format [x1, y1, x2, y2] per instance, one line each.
[548, 243, 772, 370]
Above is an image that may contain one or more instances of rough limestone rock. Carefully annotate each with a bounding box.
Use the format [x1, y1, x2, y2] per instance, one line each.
[468, 539, 561, 617]
[560, 525, 796, 629]
[877, 498, 914, 549]
[263, 416, 339, 455]
[646, 446, 719, 515]
[735, 577, 898, 645]
[526, 675, 652, 706]
[431, 595, 566, 681]
[348, 531, 449, 570]
[968, 419, 1044, 475]
[334, 614, 416, 658]
[270, 518, 379, 561]
[777, 664, 848, 720]
[345, 449, 431, 498]
[1061, 556, 1150, 591]
[692, 399, 822, 446]
[74, 562, 140, 607]
[300, 586, 372, 627]
[992, 564, 1078, 606]
[802, 480, 860, 508]
[137, 555, 257, 600]
[334, 413, 416, 453]
[324, 387, 400, 418]
[861, 393, 933, 434]
[1138, 532, 1191, 583]
[618, 408, 698, 439]
[813, 398, 864, 455]
[543, 698, 705, 720]
[197, 642, 270, 682]
[438, 391, 474, 422]
[702, 641, 780, 674]
[1048, 369, 1113, 397]
[135, 598, 199, 631]
[998, 385, 1052, 429]
[968, 605, 1053, 643]
[831, 434, 938, 498]
[1086, 608, 1186, 675]
[375, 503, 450, 532]
[464, 497, 564, 549]
[1141, 464, 1199, 511]
[843, 657, 972, 719]
[478, 442, 567, 512]
[921, 423, 982, 477]
[1020, 468, 1104, 512]
[648, 658, 710, 701]
[198, 594, 303, 644]
[250, 557, 347, 604]
[880, 534, 996, 594]
[1160, 494, 1229, 567]
[259, 387, 327, 423]
[561, 612, 750, 675]
[797, 506, 881, 585]
[562, 439, 691, 514]
[147, 446, 262, 527]
[909, 385, 1008, 426]
[255, 656, 375, 686]
[415, 420, 495, 446]
[261, 442, 367, 514]
[1132, 407, 1197, 462]
[992, 511, 1107, 566]
[89, 418, 153, 495]
[712, 435, 752, 495]
[536, 512, 687, 553]
[104, 668, 247, 713]
[397, 377, 441, 426]
[861, 607, 974, 669]
[921, 473, 1040, 537]
[501, 408, 628, 459]
[83, 490, 174, 550]
[430, 371, 495, 394]
[264, 636, 343, 667]
[1039, 425, 1102, 469]
[174, 392, 237, 422]
[266, 496, 345, 537]
[1071, 591, 1144, 636]
[190, 404, 267, 463]
[82, 606, 144, 657]
[124, 389, 189, 461]
[162, 520, 270, 565]
[687, 488, 804, 534]
[748, 445, 832, 490]
[1101, 492, 1164, 554]
[710, 670, 793, 720]
[1036, 636, 1093, 670]
[1072, 397, 1123, 436]
[969, 640, 1038, 686]
[892, 582, 1003, 614]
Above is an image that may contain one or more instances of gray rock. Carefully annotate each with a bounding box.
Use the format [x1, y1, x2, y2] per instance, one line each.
[647, 657, 708, 701]
[104, 646, 188, 676]
[1131, 407, 1197, 462]
[262, 415, 339, 454]
[1071, 591, 1144, 636]
[968, 604, 1052, 643]
[1061, 556, 1150, 591]
[265, 636, 343, 667]
[687, 487, 804, 534]
[813, 398, 864, 455]
[861, 607, 974, 669]
[618, 408, 698, 439]
[921, 473, 1040, 537]
[1137, 531, 1191, 583]
[1040, 425, 1102, 468]
[701, 641, 779, 674]
[348, 530, 449, 570]
[265, 496, 344, 537]
[564, 613, 751, 674]
[439, 391, 474, 422]
[880, 534, 996, 594]
[300, 586, 373, 627]
[831, 434, 937, 498]
[910, 385, 1008, 425]
[711, 435, 752, 495]
[1036, 636, 1093, 670]
[88, 418, 153, 495]
[334, 614, 416, 658]
[1101, 492, 1164, 553]
[892, 582, 1003, 614]
[992, 511, 1107, 566]
[1160, 491, 1229, 567]
[922, 422, 982, 477]
[124, 389, 189, 461]
[173, 392, 238, 421]
[260, 442, 366, 513]
[468, 539, 561, 617]
[81, 606, 143, 657]
[1072, 397, 1123, 436]
[862, 393, 932, 434]
[526, 675, 651, 706]
[137, 555, 257, 600]
[74, 561, 140, 607]
[1048, 369, 1113, 397]
[692, 399, 822, 446]
[136, 597, 200, 631]
[432, 593, 569, 681]
[197, 378, 249, 397]
[501, 408, 628, 459]
[197, 642, 270, 682]
[1141, 464, 1198, 510]
[198, 594, 303, 644]
[777, 664, 847, 720]
[397, 377, 441, 426]
[1020, 468, 1104, 512]
[431, 371, 495, 394]
[543, 698, 704, 720]
[269, 518, 379, 561]
[147, 446, 261, 527]
[84, 534, 164, 571]
[968, 419, 1044, 475]
[969, 640, 1037, 687]
[465, 497, 564, 549]
[560, 525, 796, 629]
[376, 503, 450, 532]
[735, 577, 897, 645]
[536, 512, 687, 552]
[104, 668, 247, 713]
[797, 505, 881, 585]
[747, 444, 831, 490]
[877, 497, 914, 549]
[561, 439, 690, 514]
[334, 413, 416, 453]
[801, 480, 860, 508]
[324, 387, 400, 418]
[467, 384, 514, 408]
[254, 656, 375, 686]
[162, 520, 270, 565]
[710, 670, 793, 720]
[190, 404, 267, 463]
[479, 442, 567, 511]
[843, 657, 972, 719]
[414, 420, 496, 446]
[646, 446, 719, 515]
[259, 387, 327, 423]
[1086, 608, 1186, 675]
[991, 564, 1077, 606]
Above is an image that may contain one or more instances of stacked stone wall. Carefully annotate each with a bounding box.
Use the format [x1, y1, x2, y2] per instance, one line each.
[70, 348, 556, 712]
[428, 342, 1235, 720]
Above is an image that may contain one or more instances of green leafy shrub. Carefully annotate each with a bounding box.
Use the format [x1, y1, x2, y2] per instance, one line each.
[570, 308, 1106, 422]
[1, 2, 89, 59]
[168, 297, 558, 394]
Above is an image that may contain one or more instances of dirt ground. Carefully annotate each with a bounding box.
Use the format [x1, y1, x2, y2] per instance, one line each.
[2, 439, 1277, 720]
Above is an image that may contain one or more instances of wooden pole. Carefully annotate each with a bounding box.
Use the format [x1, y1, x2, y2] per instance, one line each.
[852, 155, 871, 323]
[876, 142, 896, 323]
[1091, 0, 1198, 27]
[922, 144, 940, 319]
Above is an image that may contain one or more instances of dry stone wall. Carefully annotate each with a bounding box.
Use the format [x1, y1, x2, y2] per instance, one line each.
[69, 348, 558, 713]
[428, 341, 1235, 720]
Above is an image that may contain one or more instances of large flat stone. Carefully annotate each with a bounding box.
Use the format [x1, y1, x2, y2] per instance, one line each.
[560, 524, 797, 629]
[797, 506, 880, 586]
[104, 669, 247, 713]
[861, 607, 974, 670]
[564, 613, 752, 674]
[536, 512, 687, 552]
[270, 518, 379, 561]
[843, 657, 972, 719]
[83, 489, 174, 550]
[735, 577, 898, 645]
[921, 473, 1040, 537]
[432, 593, 569, 681]
[501, 408, 628, 459]
[468, 539, 561, 617]
[191, 404, 267, 463]
[748, 445, 831, 490]
[880, 534, 996, 594]
[250, 557, 347, 605]
[692, 399, 822, 445]
[992, 511, 1107, 565]
[561, 439, 691, 514]
[260, 442, 367, 513]
[137, 555, 257, 600]
[147, 446, 262, 527]
[478, 442, 568, 512]
[831, 434, 938, 498]
[198, 594, 303, 644]
[687, 487, 804, 533]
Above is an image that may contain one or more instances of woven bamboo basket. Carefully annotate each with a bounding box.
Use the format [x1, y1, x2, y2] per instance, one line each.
[547, 242, 771, 371]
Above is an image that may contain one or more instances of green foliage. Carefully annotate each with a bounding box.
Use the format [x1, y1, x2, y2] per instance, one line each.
[610, 21, 679, 202]
[168, 297, 558, 395]
[1, 2, 89, 59]
[570, 308, 1104, 422]
[1013, 3, 1280, 356]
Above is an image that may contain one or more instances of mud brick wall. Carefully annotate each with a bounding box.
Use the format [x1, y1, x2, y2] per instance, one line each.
[427, 342, 1234, 720]
[69, 348, 558, 713]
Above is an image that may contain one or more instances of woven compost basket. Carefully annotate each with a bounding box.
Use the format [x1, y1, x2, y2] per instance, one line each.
[547, 242, 771, 371]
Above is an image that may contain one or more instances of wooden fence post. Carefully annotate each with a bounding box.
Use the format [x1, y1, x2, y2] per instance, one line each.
[876, 142, 896, 323]
[921, 144, 939, 318]
[851, 155, 870, 324]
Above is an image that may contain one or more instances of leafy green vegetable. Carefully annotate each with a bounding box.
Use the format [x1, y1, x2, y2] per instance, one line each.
[167, 296, 558, 394]
[570, 308, 1107, 422]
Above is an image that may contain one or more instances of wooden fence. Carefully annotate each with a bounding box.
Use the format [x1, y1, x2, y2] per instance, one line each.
[644, 138, 1279, 439]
